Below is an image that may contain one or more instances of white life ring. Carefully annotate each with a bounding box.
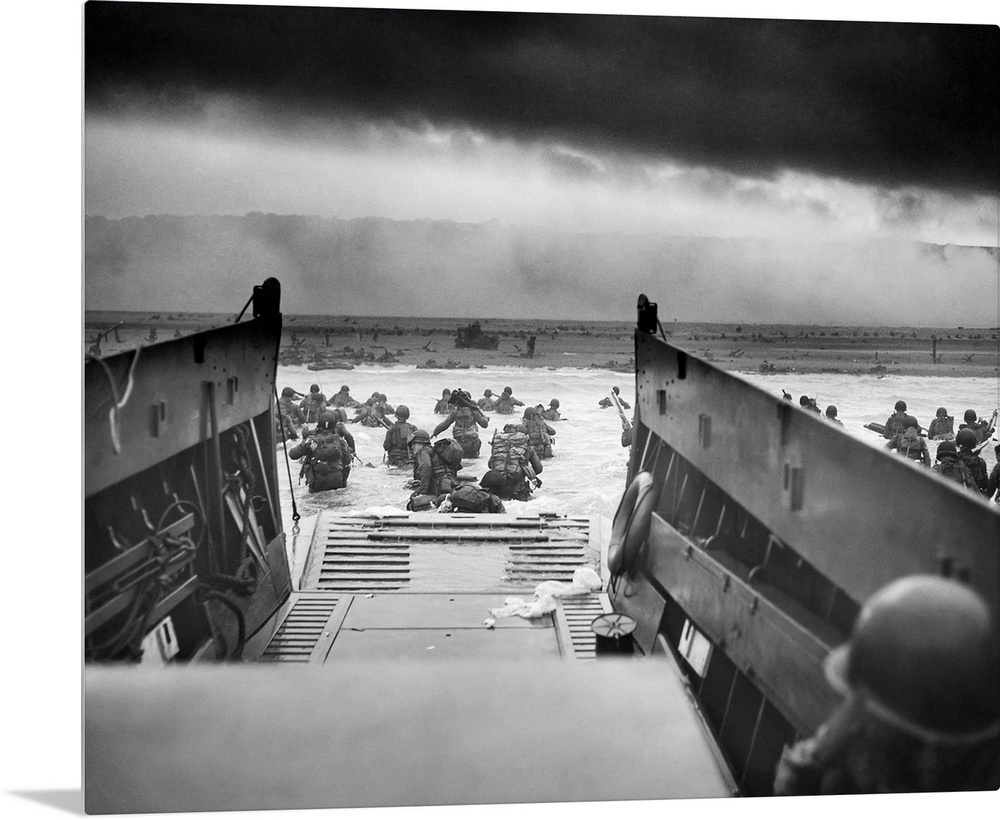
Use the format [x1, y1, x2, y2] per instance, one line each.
[607, 471, 659, 575]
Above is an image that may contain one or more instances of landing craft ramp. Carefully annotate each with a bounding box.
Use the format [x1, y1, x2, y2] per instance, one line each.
[259, 512, 614, 662]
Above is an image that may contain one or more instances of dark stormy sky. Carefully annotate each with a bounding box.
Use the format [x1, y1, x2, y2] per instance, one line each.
[84, 1, 999, 247]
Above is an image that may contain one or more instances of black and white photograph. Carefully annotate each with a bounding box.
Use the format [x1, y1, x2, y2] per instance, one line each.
[4, 1, 999, 818]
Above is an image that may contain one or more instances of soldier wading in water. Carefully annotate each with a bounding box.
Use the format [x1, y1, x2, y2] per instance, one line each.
[288, 412, 352, 492]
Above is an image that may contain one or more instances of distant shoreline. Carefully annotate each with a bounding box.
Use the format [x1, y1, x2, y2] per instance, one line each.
[84, 312, 999, 379]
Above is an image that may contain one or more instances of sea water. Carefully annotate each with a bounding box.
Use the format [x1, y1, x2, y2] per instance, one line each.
[274, 364, 998, 585]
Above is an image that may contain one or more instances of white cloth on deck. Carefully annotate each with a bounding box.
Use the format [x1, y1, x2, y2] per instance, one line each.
[488, 566, 602, 621]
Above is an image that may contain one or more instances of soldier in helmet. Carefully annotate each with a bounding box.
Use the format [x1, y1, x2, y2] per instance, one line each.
[824, 405, 843, 426]
[434, 389, 452, 415]
[774, 575, 999, 795]
[883, 400, 917, 439]
[927, 407, 954, 440]
[299, 384, 328, 424]
[541, 398, 561, 422]
[383, 405, 416, 467]
[288, 411, 352, 492]
[330, 384, 360, 408]
[884, 425, 929, 467]
[932, 440, 979, 492]
[799, 395, 821, 414]
[958, 408, 995, 444]
[955, 428, 989, 494]
[432, 389, 489, 458]
[477, 389, 498, 412]
[494, 386, 525, 415]
[406, 429, 454, 500]
[522, 405, 556, 459]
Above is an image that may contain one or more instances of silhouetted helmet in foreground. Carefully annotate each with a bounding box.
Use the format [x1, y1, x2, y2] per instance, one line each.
[964, 409, 978, 423]
[549, 399, 560, 408]
[394, 404, 410, 420]
[340, 385, 350, 393]
[317, 412, 339, 431]
[936, 407, 948, 418]
[406, 429, 430, 447]
[824, 575, 999, 743]
[894, 400, 907, 412]
[955, 428, 979, 449]
[281, 387, 296, 398]
[825, 405, 838, 417]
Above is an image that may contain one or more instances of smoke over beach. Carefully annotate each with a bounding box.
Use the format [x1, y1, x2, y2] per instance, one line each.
[85, 213, 997, 325]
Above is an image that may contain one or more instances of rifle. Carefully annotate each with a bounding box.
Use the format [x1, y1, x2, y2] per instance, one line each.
[447, 388, 480, 412]
[985, 408, 998, 437]
[610, 389, 632, 432]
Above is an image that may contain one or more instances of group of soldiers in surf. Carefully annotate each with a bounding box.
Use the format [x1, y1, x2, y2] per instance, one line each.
[877, 400, 998, 500]
[274, 381, 564, 512]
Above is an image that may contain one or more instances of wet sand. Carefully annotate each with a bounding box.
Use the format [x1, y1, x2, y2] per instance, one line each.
[85, 312, 999, 379]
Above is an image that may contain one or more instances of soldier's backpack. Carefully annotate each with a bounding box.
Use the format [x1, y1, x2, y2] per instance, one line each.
[898, 429, 925, 461]
[935, 457, 977, 490]
[432, 438, 465, 470]
[958, 451, 988, 490]
[489, 430, 529, 476]
[311, 433, 345, 463]
[448, 483, 505, 514]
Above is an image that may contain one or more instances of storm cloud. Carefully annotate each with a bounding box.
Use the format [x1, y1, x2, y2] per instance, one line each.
[85, 4, 997, 196]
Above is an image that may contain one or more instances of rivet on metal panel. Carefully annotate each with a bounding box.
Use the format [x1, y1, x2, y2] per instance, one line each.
[698, 414, 712, 447]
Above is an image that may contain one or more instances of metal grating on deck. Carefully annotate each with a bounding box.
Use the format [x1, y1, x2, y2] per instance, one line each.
[557, 594, 612, 660]
[259, 593, 343, 663]
[305, 513, 599, 594]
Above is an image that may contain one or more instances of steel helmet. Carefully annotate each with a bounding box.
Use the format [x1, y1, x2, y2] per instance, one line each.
[503, 386, 513, 394]
[395, 404, 410, 420]
[550, 399, 559, 408]
[964, 409, 977, 423]
[310, 384, 320, 393]
[936, 407, 948, 418]
[340, 384, 350, 392]
[317, 412, 338, 430]
[824, 575, 999, 743]
[281, 387, 296, 398]
[894, 400, 907, 412]
[825, 405, 837, 417]
[936, 440, 957, 456]
[483, 389, 493, 397]
[955, 428, 979, 449]
[406, 429, 430, 447]
[480, 470, 505, 492]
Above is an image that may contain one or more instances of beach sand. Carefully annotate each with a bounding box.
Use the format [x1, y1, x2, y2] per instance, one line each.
[85, 312, 999, 379]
